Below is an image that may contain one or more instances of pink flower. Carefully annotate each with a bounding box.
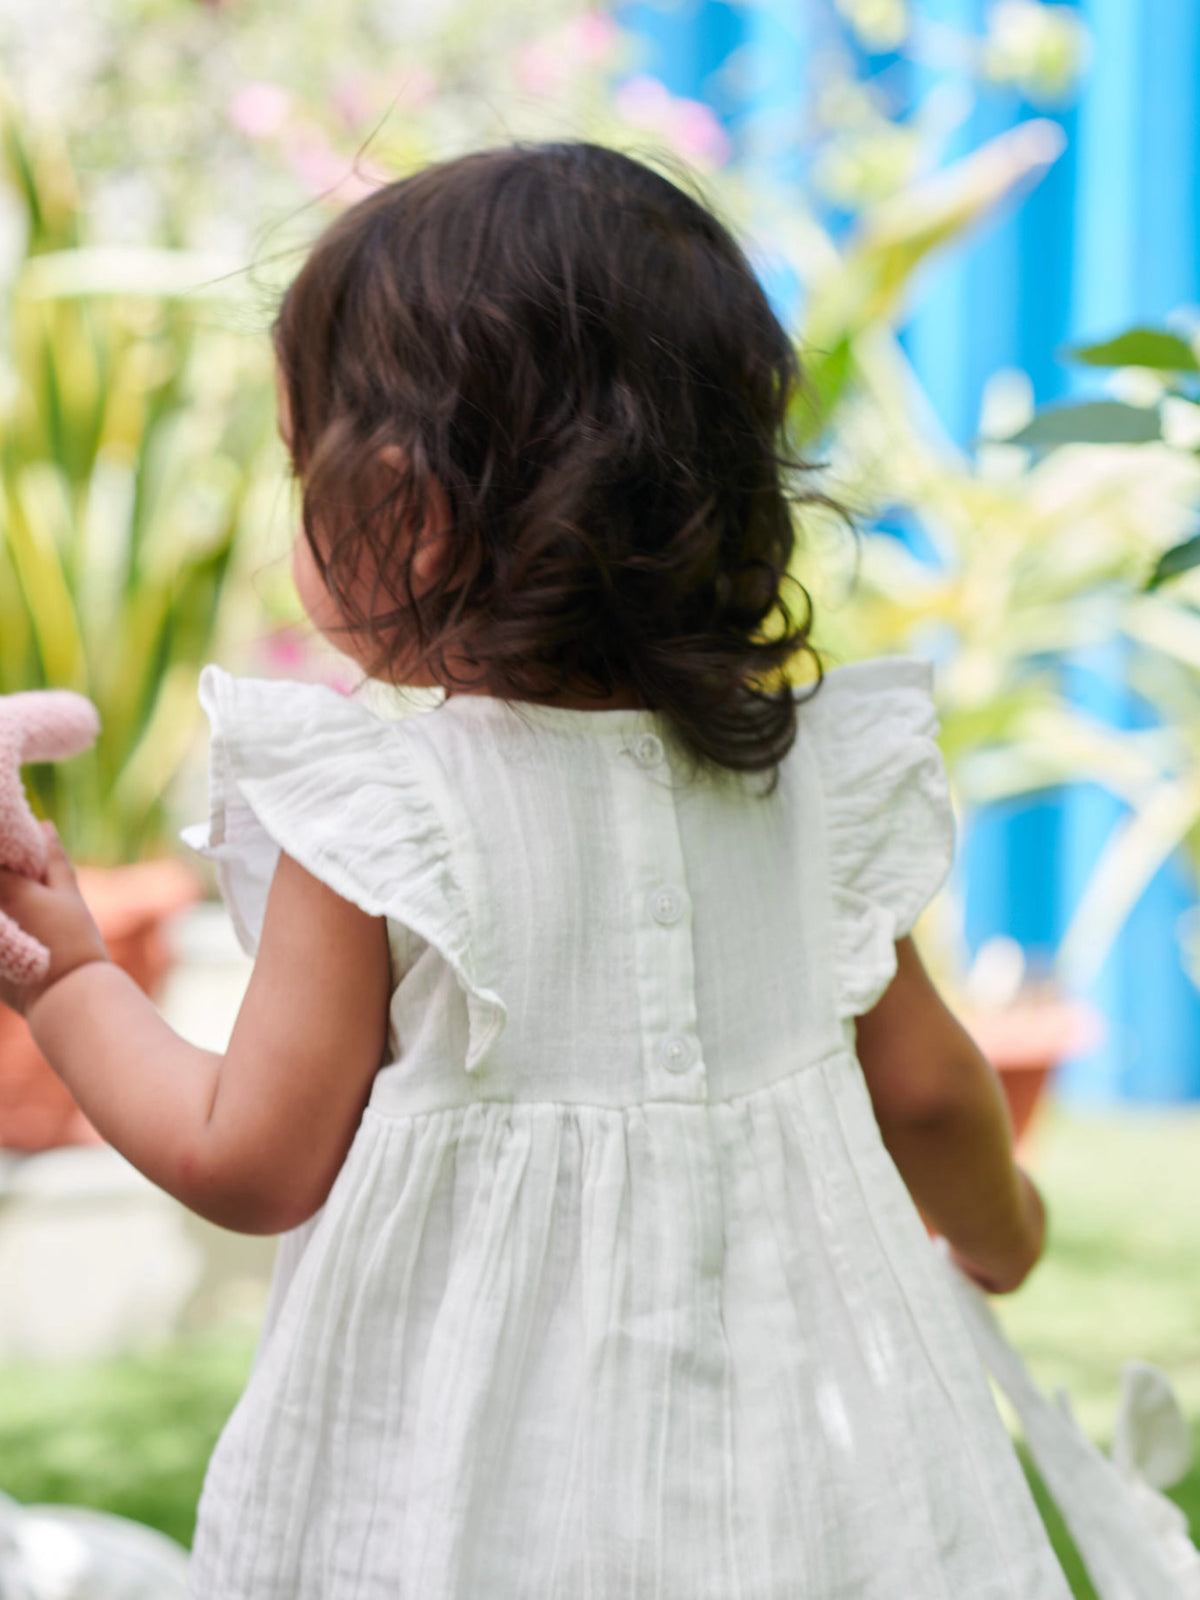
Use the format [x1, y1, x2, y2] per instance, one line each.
[227, 81, 291, 140]
[262, 629, 308, 671]
[614, 76, 733, 167]
[614, 73, 673, 126]
[514, 12, 619, 94]
[563, 11, 620, 66]
[515, 38, 568, 96]
[286, 132, 348, 197]
[336, 162, 390, 205]
[332, 74, 374, 133]
[255, 628, 356, 694]
[666, 99, 732, 166]
[284, 124, 387, 203]
[390, 64, 438, 112]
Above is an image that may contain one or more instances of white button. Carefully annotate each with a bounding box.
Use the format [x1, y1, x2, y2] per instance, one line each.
[649, 885, 685, 925]
[659, 1034, 696, 1073]
[632, 732, 664, 768]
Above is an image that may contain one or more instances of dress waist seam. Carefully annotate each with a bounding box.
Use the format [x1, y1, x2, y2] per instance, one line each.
[363, 1040, 853, 1126]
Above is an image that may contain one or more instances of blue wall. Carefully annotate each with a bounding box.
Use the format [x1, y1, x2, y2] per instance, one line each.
[618, 0, 1200, 1103]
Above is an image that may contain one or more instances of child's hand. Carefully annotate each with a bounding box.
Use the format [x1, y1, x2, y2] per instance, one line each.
[0, 822, 110, 1016]
[949, 1169, 1047, 1295]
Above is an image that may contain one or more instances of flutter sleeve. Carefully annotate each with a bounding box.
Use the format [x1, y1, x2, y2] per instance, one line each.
[802, 656, 956, 1020]
[179, 664, 506, 1072]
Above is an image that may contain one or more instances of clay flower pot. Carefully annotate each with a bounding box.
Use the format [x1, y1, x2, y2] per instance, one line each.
[959, 997, 1106, 1146]
[0, 858, 202, 1152]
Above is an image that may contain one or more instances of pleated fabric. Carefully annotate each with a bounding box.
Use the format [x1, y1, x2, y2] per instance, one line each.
[182, 656, 1072, 1599]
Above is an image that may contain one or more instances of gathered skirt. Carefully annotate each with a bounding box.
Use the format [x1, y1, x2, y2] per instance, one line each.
[188, 1048, 1070, 1599]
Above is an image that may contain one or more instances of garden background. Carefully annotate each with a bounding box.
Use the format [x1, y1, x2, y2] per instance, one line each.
[0, 1, 1198, 1595]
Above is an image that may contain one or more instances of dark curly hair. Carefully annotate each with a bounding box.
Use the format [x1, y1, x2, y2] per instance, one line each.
[273, 140, 824, 789]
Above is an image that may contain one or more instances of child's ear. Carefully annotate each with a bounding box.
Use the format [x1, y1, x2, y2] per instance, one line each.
[376, 444, 452, 590]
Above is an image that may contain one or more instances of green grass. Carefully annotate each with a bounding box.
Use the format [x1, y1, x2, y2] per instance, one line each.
[0, 1326, 256, 1549]
[0, 1100, 1195, 1595]
[993, 1101, 1200, 1595]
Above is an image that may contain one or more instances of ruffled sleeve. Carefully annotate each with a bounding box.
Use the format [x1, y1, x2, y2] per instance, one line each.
[803, 656, 955, 1019]
[179, 664, 507, 1073]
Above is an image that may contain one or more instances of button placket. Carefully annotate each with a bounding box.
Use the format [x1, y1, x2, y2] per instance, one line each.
[612, 732, 705, 1101]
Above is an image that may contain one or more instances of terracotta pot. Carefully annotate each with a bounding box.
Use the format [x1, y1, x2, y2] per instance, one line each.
[959, 998, 1106, 1147]
[0, 858, 203, 1152]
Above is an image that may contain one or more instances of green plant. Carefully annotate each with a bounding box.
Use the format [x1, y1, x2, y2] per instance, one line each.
[779, 225, 1200, 987]
[0, 3, 1113, 887]
[979, 322, 1200, 992]
[0, 87, 283, 865]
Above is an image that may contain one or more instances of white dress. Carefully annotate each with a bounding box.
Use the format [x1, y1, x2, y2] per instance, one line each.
[181, 655, 1072, 1600]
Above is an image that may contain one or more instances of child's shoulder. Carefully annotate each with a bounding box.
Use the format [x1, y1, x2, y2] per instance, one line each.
[796, 654, 937, 742]
[797, 651, 945, 819]
[187, 667, 451, 921]
[795, 654, 943, 809]
[197, 664, 430, 733]
[797, 655, 953, 1019]
[186, 665, 500, 1070]
[193, 666, 454, 775]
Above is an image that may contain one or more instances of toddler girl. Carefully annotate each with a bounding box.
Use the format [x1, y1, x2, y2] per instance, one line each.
[0, 142, 1066, 1597]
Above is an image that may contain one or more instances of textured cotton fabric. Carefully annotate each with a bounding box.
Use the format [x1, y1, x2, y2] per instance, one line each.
[182, 655, 1072, 1600]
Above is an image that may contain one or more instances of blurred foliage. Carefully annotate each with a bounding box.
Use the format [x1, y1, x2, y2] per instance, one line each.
[761, 8, 1200, 1002]
[795, 278, 1200, 992]
[794, 299, 1200, 987]
[0, 0, 716, 264]
[0, 1327, 252, 1549]
[0, 86, 282, 864]
[989, 321, 1200, 995]
[4, 0, 1199, 992]
[0, 0, 741, 864]
[773, 68, 1200, 992]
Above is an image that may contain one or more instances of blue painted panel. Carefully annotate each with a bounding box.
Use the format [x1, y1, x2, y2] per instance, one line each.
[1056, 842, 1200, 1104]
[1054, 647, 1200, 1105]
[618, 1, 744, 110]
[1137, 1, 1200, 311]
[1070, 0, 1140, 339]
[962, 795, 1065, 960]
[1016, 102, 1080, 405]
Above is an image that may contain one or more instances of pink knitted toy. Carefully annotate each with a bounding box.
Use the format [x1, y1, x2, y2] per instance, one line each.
[0, 691, 100, 985]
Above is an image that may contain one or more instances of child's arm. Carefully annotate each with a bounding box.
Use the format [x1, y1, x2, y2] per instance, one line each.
[1, 826, 390, 1235]
[854, 936, 1046, 1295]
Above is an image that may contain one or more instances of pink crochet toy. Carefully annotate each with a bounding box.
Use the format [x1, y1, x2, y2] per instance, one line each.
[0, 690, 100, 985]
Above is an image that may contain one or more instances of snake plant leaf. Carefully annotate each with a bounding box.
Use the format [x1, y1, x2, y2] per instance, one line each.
[6, 462, 88, 687]
[141, 453, 243, 579]
[999, 401, 1163, 449]
[109, 661, 202, 842]
[0, 512, 34, 684]
[0, 83, 78, 251]
[0, 91, 279, 863]
[101, 575, 181, 759]
[77, 450, 137, 659]
[1145, 533, 1200, 591]
[15, 297, 108, 489]
[1065, 328, 1200, 374]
